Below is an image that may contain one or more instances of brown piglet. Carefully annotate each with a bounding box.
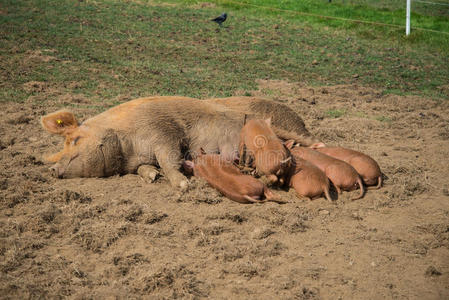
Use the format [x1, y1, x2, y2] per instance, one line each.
[289, 146, 365, 200]
[315, 147, 382, 189]
[183, 154, 285, 204]
[288, 154, 332, 201]
[239, 118, 292, 185]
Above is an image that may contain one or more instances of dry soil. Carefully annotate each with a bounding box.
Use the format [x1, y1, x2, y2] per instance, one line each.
[1, 81, 448, 299]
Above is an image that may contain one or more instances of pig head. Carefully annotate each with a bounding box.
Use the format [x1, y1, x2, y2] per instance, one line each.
[41, 110, 124, 178]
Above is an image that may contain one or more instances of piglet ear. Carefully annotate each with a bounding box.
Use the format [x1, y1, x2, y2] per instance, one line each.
[41, 110, 78, 135]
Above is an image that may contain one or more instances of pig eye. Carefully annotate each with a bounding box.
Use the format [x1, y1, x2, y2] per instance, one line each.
[72, 136, 81, 145]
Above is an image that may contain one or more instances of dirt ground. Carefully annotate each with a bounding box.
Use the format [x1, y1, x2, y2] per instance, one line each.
[1, 81, 448, 299]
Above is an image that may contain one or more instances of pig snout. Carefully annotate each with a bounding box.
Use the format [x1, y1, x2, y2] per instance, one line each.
[49, 164, 64, 178]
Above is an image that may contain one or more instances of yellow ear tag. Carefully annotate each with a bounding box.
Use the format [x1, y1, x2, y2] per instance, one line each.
[56, 119, 63, 126]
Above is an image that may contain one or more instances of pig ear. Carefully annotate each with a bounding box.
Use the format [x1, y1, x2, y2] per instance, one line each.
[41, 110, 79, 135]
[264, 117, 272, 126]
[284, 139, 295, 149]
[43, 151, 65, 163]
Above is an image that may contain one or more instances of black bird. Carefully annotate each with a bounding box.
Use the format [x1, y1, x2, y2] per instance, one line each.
[211, 13, 227, 26]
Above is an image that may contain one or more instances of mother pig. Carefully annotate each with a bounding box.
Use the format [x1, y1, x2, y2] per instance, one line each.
[42, 96, 321, 189]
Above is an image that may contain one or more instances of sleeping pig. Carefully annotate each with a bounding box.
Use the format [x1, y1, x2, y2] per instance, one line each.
[315, 147, 382, 189]
[239, 118, 292, 185]
[288, 154, 332, 201]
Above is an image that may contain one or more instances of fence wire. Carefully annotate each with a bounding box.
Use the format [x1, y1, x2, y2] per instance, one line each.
[413, 0, 449, 6]
[216, 0, 449, 35]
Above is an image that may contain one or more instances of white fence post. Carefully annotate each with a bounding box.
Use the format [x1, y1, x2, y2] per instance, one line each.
[406, 0, 411, 35]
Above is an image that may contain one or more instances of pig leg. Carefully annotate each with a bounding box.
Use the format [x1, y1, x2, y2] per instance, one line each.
[239, 142, 255, 168]
[238, 141, 247, 167]
[335, 185, 342, 195]
[324, 187, 333, 202]
[241, 195, 286, 204]
[351, 177, 365, 200]
[367, 175, 383, 190]
[137, 165, 159, 183]
[241, 191, 287, 204]
[309, 142, 326, 149]
[243, 195, 265, 203]
[263, 187, 288, 204]
[154, 146, 189, 191]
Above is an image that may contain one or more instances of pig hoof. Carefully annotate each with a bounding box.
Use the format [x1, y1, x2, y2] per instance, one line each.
[137, 165, 159, 183]
[167, 172, 189, 191]
[179, 179, 189, 191]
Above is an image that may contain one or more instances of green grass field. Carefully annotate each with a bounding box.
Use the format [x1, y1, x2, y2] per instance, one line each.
[197, 0, 449, 30]
[0, 0, 448, 105]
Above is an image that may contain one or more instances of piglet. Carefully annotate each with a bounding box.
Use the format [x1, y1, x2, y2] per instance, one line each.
[315, 147, 382, 189]
[289, 146, 365, 200]
[288, 154, 332, 201]
[239, 118, 292, 185]
[183, 154, 285, 204]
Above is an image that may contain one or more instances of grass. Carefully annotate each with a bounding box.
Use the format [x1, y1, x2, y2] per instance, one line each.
[189, 0, 449, 53]
[326, 109, 346, 118]
[0, 0, 448, 106]
[205, 0, 449, 30]
[375, 115, 392, 122]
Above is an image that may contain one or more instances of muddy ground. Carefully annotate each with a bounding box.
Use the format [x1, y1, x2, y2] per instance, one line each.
[1, 81, 448, 299]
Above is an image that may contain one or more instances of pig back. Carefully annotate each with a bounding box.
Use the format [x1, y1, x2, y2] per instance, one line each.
[291, 147, 336, 172]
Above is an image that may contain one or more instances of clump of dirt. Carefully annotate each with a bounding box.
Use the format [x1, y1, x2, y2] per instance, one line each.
[22, 81, 48, 93]
[1, 83, 449, 299]
[57, 93, 89, 105]
[195, 2, 216, 8]
[425, 266, 442, 277]
[178, 177, 224, 204]
[25, 50, 58, 63]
